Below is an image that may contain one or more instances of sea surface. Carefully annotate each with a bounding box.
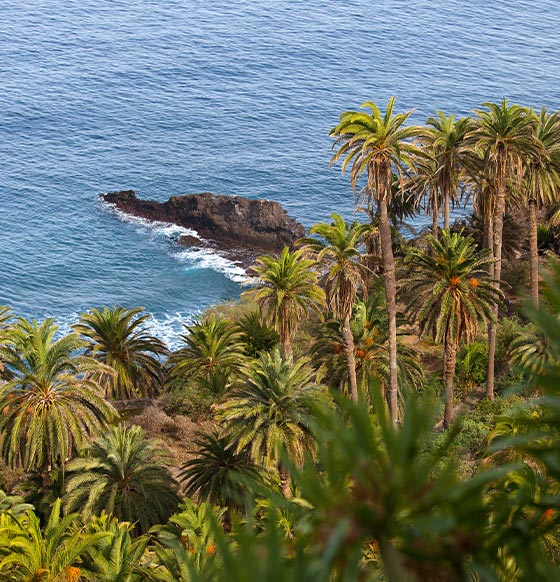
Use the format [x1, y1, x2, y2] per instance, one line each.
[1, 0, 559, 347]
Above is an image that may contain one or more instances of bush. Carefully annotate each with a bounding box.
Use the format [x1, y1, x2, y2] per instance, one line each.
[159, 386, 216, 421]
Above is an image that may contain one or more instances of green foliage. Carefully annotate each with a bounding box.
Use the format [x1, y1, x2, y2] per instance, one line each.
[455, 340, 488, 395]
[0, 318, 117, 472]
[63, 424, 180, 533]
[0, 498, 107, 581]
[167, 314, 246, 397]
[235, 311, 278, 358]
[244, 247, 325, 358]
[179, 431, 265, 510]
[81, 514, 148, 582]
[74, 306, 168, 400]
[158, 385, 216, 421]
[405, 230, 502, 346]
[217, 349, 333, 474]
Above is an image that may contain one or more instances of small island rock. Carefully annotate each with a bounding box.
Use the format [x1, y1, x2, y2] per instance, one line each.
[101, 190, 305, 254]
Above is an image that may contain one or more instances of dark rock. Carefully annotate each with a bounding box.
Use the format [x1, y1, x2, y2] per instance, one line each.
[101, 190, 305, 254]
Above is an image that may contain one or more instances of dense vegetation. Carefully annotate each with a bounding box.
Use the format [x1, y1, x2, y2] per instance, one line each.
[1, 98, 560, 580]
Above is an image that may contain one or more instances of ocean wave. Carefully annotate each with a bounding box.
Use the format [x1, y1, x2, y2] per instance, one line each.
[100, 200, 201, 241]
[55, 308, 193, 350]
[101, 198, 248, 284]
[174, 247, 248, 284]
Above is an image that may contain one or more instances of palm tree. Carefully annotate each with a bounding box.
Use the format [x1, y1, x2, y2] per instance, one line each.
[405, 230, 502, 427]
[0, 318, 116, 473]
[244, 247, 325, 360]
[217, 349, 332, 496]
[423, 111, 471, 231]
[467, 99, 538, 399]
[167, 314, 246, 396]
[178, 431, 263, 510]
[313, 295, 423, 409]
[0, 499, 106, 581]
[522, 108, 560, 305]
[330, 97, 425, 425]
[235, 311, 278, 358]
[63, 424, 180, 534]
[74, 306, 168, 400]
[81, 514, 148, 582]
[299, 213, 369, 402]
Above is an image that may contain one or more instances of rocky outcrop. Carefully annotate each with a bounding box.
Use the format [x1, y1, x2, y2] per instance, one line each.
[101, 190, 305, 254]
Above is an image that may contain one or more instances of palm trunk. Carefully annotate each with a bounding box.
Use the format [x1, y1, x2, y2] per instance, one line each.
[443, 339, 458, 429]
[280, 305, 293, 360]
[341, 313, 359, 402]
[432, 192, 439, 239]
[484, 209, 497, 400]
[282, 335, 292, 360]
[443, 185, 450, 231]
[528, 198, 539, 305]
[486, 157, 506, 400]
[378, 199, 399, 426]
[279, 465, 291, 498]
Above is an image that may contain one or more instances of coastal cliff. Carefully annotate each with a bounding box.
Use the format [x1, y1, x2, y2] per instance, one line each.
[101, 190, 305, 255]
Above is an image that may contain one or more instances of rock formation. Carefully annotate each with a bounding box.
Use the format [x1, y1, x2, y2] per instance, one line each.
[101, 190, 305, 256]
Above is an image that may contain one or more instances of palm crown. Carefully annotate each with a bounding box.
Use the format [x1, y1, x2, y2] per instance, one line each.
[74, 306, 168, 400]
[0, 318, 116, 471]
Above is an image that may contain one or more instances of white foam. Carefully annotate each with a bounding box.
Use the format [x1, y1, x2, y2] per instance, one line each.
[101, 200, 200, 241]
[174, 247, 248, 283]
[101, 199, 247, 283]
[55, 309, 192, 351]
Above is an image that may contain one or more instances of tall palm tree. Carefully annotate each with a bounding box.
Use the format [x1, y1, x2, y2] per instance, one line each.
[330, 97, 425, 424]
[74, 306, 168, 400]
[167, 314, 246, 396]
[63, 424, 180, 534]
[405, 230, 502, 427]
[0, 499, 106, 581]
[522, 108, 560, 305]
[299, 213, 369, 402]
[217, 349, 332, 496]
[467, 99, 538, 399]
[178, 431, 263, 510]
[244, 247, 325, 360]
[423, 111, 471, 231]
[0, 318, 116, 473]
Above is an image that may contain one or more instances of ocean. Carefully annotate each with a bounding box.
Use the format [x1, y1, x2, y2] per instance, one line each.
[1, 0, 559, 347]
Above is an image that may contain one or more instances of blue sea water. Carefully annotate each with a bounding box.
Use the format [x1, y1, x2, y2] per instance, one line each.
[1, 0, 559, 346]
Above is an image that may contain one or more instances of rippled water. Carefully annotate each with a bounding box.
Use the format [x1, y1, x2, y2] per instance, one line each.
[1, 0, 559, 346]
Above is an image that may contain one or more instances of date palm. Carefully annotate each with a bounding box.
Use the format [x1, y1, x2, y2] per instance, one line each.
[178, 431, 263, 511]
[405, 230, 502, 427]
[235, 311, 278, 358]
[330, 97, 425, 425]
[167, 314, 246, 396]
[217, 349, 332, 496]
[299, 214, 369, 402]
[467, 99, 538, 399]
[74, 306, 168, 400]
[63, 424, 180, 534]
[244, 247, 325, 360]
[522, 107, 560, 305]
[0, 318, 116, 472]
[424, 111, 471, 231]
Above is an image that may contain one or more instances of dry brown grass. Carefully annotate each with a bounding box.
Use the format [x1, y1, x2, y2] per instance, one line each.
[128, 405, 216, 476]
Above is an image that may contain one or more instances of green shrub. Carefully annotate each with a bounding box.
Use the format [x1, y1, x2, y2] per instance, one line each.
[159, 385, 216, 421]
